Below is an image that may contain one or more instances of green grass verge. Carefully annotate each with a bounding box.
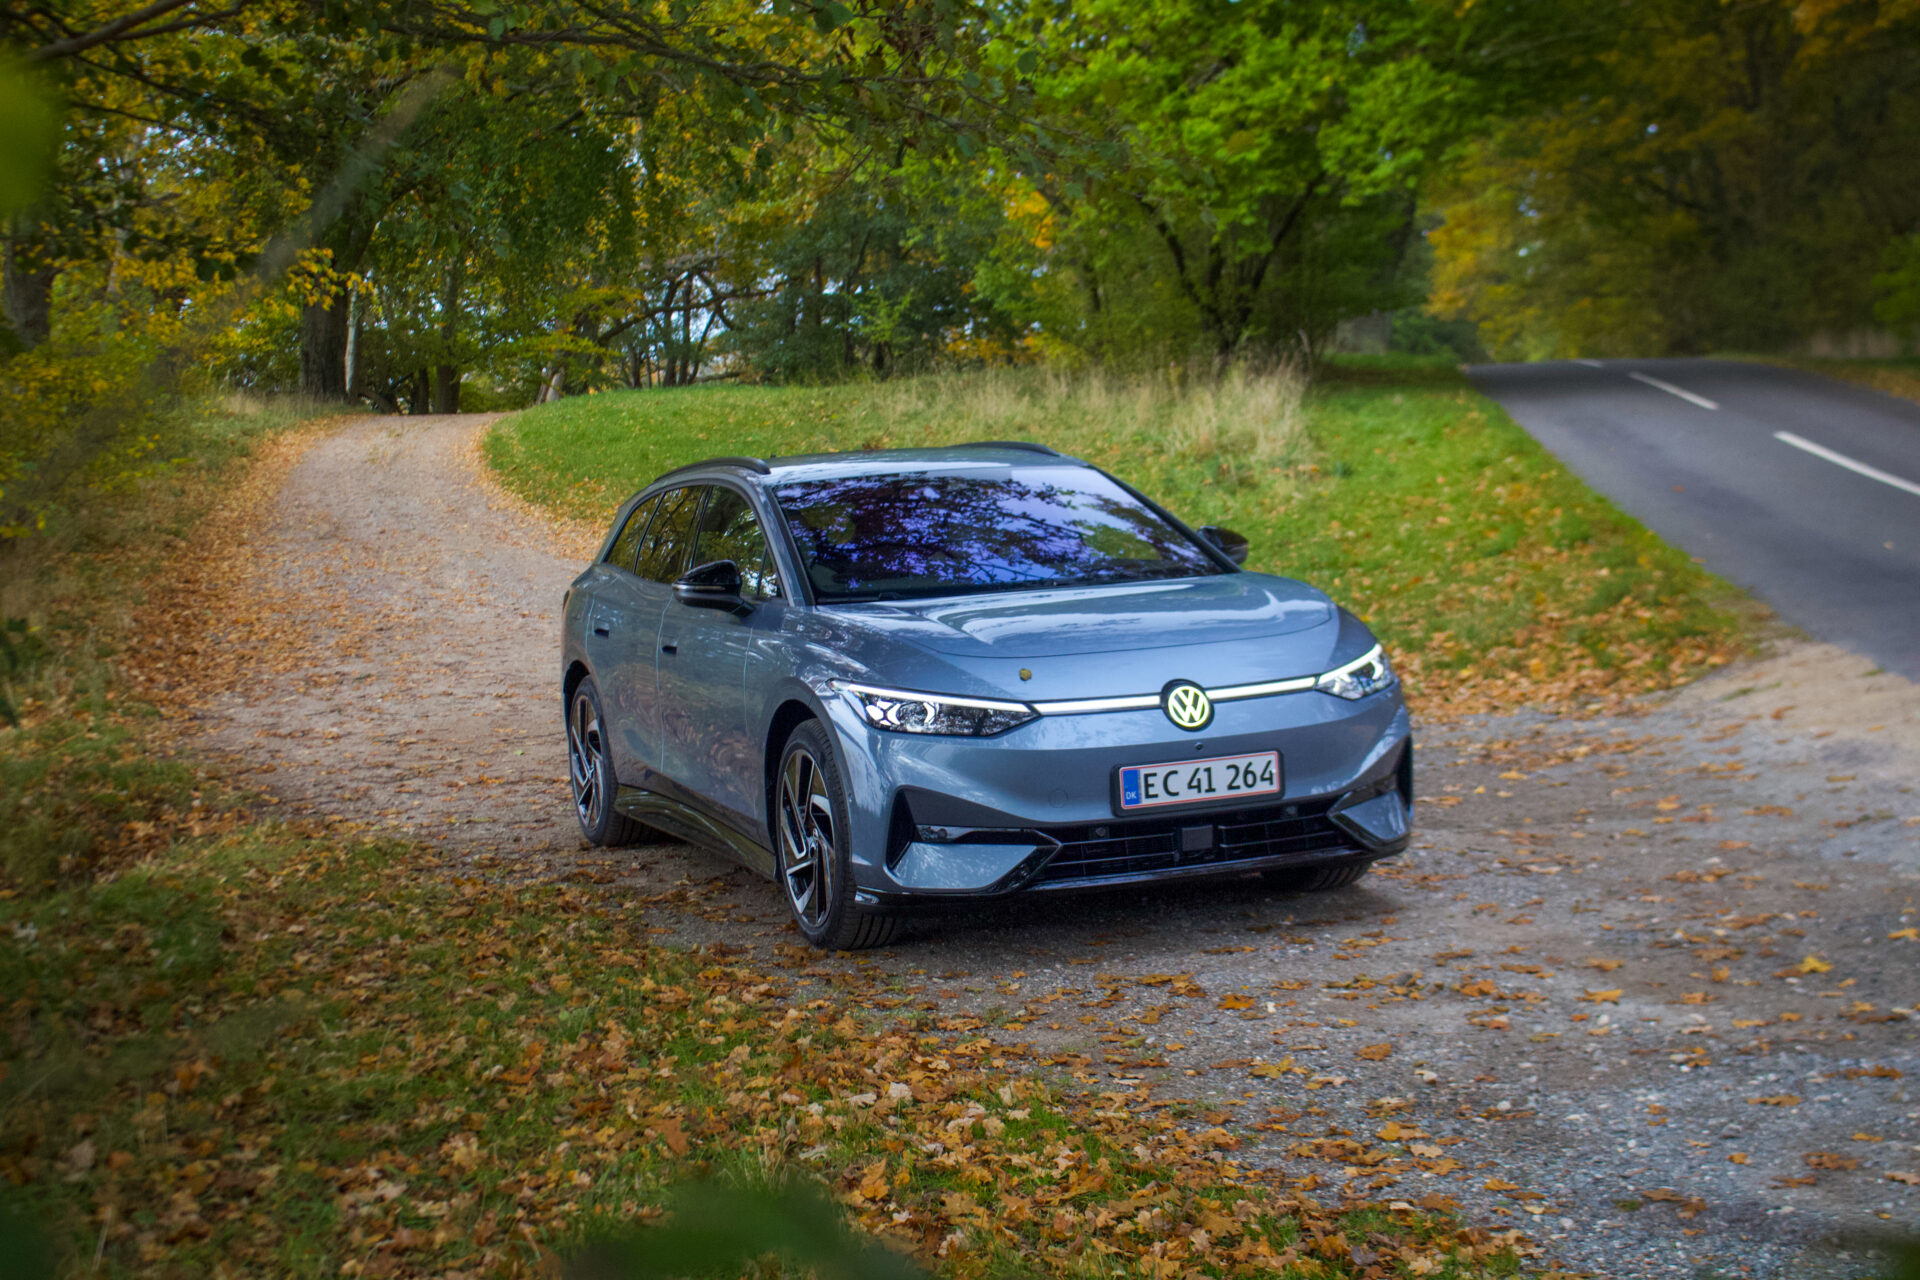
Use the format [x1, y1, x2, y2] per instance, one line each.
[484, 363, 1750, 711]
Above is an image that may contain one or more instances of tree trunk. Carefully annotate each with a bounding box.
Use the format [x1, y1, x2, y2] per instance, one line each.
[2, 238, 56, 349]
[344, 287, 361, 398]
[431, 365, 458, 414]
[430, 253, 465, 413]
[299, 208, 376, 401]
[300, 298, 352, 399]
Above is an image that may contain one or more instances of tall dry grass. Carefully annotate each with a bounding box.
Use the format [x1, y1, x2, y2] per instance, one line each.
[857, 361, 1309, 472]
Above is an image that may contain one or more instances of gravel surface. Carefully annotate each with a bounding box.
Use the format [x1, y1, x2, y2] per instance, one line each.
[182, 414, 1920, 1278]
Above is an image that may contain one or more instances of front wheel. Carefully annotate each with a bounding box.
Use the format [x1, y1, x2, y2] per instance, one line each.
[567, 678, 644, 847]
[775, 720, 900, 950]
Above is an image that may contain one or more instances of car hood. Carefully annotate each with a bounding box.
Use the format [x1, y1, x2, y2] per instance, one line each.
[840, 573, 1331, 658]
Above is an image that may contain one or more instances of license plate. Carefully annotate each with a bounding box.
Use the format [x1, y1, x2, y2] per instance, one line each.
[1116, 751, 1281, 812]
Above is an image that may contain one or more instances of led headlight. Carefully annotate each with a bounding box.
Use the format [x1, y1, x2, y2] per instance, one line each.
[1315, 644, 1395, 700]
[836, 682, 1039, 736]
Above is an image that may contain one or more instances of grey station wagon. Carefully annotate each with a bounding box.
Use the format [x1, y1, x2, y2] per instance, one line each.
[560, 443, 1412, 948]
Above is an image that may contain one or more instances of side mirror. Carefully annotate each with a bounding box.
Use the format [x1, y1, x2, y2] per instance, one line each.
[674, 559, 747, 610]
[1197, 525, 1250, 566]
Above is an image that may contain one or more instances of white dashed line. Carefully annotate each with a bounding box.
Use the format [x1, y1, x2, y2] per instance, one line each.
[1574, 358, 1605, 368]
[1628, 371, 1719, 410]
[1774, 431, 1920, 498]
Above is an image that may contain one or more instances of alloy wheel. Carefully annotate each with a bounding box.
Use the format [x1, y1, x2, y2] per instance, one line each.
[567, 691, 605, 833]
[778, 747, 835, 928]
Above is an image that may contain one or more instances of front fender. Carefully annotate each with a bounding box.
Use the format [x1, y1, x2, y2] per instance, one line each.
[750, 668, 896, 883]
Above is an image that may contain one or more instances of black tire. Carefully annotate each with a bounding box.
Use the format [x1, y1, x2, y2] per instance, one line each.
[1261, 859, 1373, 893]
[567, 677, 645, 847]
[773, 720, 901, 950]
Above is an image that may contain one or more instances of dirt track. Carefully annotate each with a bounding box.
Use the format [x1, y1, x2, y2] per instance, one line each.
[187, 414, 1920, 1278]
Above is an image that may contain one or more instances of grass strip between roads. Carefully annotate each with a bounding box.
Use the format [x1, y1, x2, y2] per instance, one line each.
[0, 400, 1535, 1276]
[485, 361, 1751, 715]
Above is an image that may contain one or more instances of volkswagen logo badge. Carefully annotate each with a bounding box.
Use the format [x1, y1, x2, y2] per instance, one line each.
[1162, 681, 1213, 731]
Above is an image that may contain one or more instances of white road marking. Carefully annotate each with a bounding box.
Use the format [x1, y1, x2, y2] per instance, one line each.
[1629, 371, 1719, 410]
[1774, 431, 1920, 499]
[1574, 358, 1605, 368]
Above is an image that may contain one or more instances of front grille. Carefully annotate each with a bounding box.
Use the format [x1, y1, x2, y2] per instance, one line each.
[1031, 797, 1353, 885]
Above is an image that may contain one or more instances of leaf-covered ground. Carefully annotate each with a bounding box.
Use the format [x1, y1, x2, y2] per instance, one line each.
[483, 362, 1753, 716]
[2, 824, 1540, 1278]
[0, 408, 1540, 1279]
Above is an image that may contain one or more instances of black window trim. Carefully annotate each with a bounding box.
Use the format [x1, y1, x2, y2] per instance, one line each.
[1100, 468, 1244, 574]
[619, 474, 807, 604]
[620, 477, 796, 601]
[595, 492, 647, 570]
[635, 483, 707, 586]
[687, 481, 793, 603]
[603, 491, 663, 576]
[757, 486, 818, 607]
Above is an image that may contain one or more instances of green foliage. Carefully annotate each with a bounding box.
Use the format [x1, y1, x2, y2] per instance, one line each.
[0, 62, 59, 221]
[9, 0, 1905, 433]
[1429, 0, 1920, 358]
[1874, 234, 1920, 337]
[0, 308, 176, 529]
[986, 0, 1581, 366]
[727, 149, 1020, 380]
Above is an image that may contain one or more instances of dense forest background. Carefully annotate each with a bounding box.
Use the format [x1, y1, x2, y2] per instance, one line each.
[2, 0, 1918, 534]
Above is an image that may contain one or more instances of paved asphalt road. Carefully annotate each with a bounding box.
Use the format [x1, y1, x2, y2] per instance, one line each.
[1468, 358, 1920, 679]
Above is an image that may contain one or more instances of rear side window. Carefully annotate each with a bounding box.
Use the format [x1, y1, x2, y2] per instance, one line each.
[689, 487, 781, 600]
[633, 486, 703, 583]
[604, 495, 658, 573]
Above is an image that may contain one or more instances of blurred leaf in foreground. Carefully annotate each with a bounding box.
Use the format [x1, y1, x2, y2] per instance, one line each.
[0, 62, 58, 217]
[567, 1180, 924, 1280]
[0, 1187, 55, 1280]
[1881, 1236, 1920, 1280]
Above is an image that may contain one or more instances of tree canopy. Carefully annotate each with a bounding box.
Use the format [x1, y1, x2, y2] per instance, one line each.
[2, 0, 1915, 451]
[1428, 0, 1920, 359]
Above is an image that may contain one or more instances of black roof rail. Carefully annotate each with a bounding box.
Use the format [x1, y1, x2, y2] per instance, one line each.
[652, 455, 772, 484]
[965, 440, 1061, 456]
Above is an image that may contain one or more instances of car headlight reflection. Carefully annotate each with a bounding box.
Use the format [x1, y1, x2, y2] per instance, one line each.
[837, 682, 1039, 736]
[1315, 645, 1395, 700]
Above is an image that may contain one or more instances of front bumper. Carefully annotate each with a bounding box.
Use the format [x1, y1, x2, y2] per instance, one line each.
[821, 684, 1413, 904]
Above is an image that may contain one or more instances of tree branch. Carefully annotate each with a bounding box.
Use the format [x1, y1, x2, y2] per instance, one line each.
[28, 0, 229, 61]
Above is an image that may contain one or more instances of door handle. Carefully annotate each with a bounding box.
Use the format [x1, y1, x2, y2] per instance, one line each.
[660, 642, 678, 655]
[592, 625, 611, 637]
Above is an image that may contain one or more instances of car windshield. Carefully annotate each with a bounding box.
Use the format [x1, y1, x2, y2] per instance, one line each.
[771, 465, 1224, 602]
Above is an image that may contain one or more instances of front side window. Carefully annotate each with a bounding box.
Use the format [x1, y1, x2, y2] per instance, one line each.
[604, 494, 658, 573]
[689, 487, 781, 600]
[633, 486, 703, 583]
[772, 465, 1222, 603]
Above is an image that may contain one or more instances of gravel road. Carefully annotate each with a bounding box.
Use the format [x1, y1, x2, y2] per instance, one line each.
[185, 414, 1920, 1278]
